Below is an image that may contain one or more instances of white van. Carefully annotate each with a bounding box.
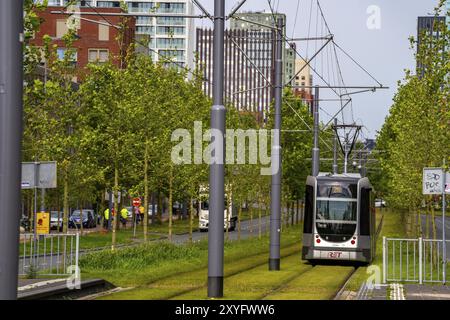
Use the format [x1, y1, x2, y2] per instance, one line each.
[198, 186, 237, 232]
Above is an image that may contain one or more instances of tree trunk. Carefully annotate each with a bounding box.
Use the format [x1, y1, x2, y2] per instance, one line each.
[79, 203, 84, 236]
[157, 191, 163, 225]
[226, 191, 231, 241]
[238, 205, 242, 242]
[168, 166, 173, 242]
[143, 141, 149, 242]
[189, 197, 194, 243]
[63, 170, 69, 233]
[111, 166, 119, 251]
[258, 197, 262, 239]
[249, 205, 253, 234]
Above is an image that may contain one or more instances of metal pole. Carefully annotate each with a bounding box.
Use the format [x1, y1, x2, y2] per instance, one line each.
[312, 86, 320, 176]
[33, 163, 39, 268]
[443, 159, 447, 284]
[269, 18, 284, 271]
[344, 144, 348, 174]
[41, 188, 46, 212]
[332, 118, 338, 174]
[208, 0, 226, 298]
[419, 237, 423, 284]
[0, 0, 23, 300]
[383, 237, 386, 284]
[108, 191, 112, 231]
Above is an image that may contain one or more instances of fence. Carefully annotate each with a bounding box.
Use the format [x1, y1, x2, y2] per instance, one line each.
[19, 233, 79, 277]
[383, 237, 450, 284]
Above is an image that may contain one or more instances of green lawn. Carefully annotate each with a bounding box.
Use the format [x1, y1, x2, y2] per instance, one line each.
[81, 223, 303, 294]
[19, 228, 162, 257]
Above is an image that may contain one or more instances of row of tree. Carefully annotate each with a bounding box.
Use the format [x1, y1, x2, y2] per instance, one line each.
[372, 2, 449, 237]
[22, 1, 324, 247]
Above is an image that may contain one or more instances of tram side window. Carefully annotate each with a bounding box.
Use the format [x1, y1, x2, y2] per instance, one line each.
[359, 187, 371, 235]
[304, 185, 314, 234]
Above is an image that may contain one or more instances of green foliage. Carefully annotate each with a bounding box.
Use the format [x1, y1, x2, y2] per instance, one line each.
[374, 3, 450, 209]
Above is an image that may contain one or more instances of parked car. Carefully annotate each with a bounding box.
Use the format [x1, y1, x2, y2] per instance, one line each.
[375, 199, 386, 208]
[148, 204, 158, 216]
[20, 215, 30, 232]
[50, 211, 63, 231]
[69, 209, 97, 229]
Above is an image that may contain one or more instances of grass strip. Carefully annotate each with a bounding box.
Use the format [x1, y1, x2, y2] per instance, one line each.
[262, 265, 355, 300]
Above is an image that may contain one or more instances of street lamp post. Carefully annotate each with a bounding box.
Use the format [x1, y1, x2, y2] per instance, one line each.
[0, 0, 23, 300]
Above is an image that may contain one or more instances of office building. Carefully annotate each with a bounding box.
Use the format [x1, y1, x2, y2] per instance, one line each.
[230, 11, 294, 85]
[47, 0, 196, 71]
[196, 28, 275, 115]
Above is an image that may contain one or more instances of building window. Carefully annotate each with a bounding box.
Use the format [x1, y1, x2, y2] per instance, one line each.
[156, 17, 186, 26]
[56, 19, 68, 38]
[97, 1, 120, 7]
[156, 26, 185, 36]
[301, 76, 305, 80]
[88, 49, 109, 63]
[56, 48, 77, 66]
[99, 22, 109, 41]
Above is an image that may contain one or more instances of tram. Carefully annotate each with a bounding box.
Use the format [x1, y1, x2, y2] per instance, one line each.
[301, 172, 376, 264]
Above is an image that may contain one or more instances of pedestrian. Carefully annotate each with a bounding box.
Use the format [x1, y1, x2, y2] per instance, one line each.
[103, 208, 109, 229]
[120, 207, 128, 228]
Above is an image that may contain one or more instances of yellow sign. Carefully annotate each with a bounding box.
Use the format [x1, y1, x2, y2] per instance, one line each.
[36, 212, 50, 235]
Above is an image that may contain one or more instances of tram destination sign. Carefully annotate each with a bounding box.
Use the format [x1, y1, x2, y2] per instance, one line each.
[423, 168, 449, 195]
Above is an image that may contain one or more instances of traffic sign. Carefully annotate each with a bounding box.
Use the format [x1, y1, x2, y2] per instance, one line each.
[133, 197, 141, 207]
[423, 168, 444, 195]
[36, 212, 50, 235]
[21, 162, 57, 189]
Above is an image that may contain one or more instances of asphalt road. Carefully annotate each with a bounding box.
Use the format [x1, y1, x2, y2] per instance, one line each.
[420, 214, 450, 261]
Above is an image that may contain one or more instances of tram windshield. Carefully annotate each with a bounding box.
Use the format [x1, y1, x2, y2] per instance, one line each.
[316, 199, 357, 238]
[315, 182, 358, 239]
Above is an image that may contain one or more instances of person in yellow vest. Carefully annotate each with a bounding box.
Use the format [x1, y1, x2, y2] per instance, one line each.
[103, 208, 110, 229]
[120, 207, 128, 228]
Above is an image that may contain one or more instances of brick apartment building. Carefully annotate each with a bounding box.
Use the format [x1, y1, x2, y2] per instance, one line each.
[31, 6, 135, 77]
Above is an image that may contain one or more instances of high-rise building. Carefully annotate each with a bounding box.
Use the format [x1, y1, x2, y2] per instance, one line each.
[446, 0, 450, 27]
[292, 57, 313, 109]
[230, 11, 294, 85]
[196, 28, 275, 115]
[47, 1, 196, 71]
[417, 16, 446, 76]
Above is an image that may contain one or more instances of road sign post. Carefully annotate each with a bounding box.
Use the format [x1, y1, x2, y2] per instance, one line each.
[423, 165, 448, 284]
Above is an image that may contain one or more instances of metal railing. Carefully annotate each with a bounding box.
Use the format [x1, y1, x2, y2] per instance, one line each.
[383, 237, 450, 284]
[19, 233, 79, 277]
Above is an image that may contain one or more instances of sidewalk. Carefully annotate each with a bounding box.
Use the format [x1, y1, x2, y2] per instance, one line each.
[356, 282, 450, 300]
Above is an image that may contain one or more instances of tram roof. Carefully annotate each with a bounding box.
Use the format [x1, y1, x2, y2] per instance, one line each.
[317, 172, 362, 181]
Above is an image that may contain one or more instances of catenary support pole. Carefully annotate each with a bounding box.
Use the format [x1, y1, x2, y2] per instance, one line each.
[332, 118, 338, 174]
[443, 158, 447, 284]
[0, 0, 23, 300]
[312, 86, 320, 176]
[269, 18, 284, 271]
[208, 0, 226, 298]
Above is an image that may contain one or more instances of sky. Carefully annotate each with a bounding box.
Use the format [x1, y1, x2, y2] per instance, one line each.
[194, 0, 441, 139]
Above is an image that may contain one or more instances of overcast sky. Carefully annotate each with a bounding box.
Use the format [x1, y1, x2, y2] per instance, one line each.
[194, 0, 440, 139]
